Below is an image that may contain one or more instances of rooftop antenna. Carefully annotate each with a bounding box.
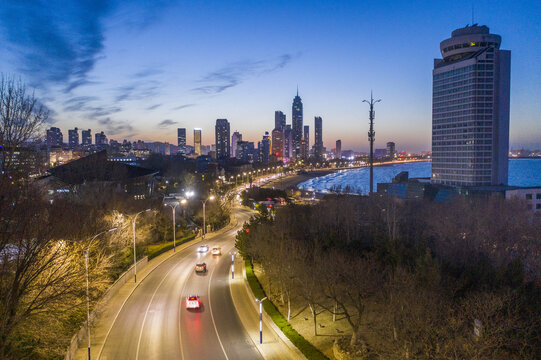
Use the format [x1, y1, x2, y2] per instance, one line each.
[362, 91, 381, 194]
[296, 84, 299, 96]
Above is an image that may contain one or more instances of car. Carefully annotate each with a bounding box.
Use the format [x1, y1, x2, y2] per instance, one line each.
[211, 247, 221, 255]
[186, 295, 201, 309]
[197, 244, 209, 253]
[194, 262, 207, 273]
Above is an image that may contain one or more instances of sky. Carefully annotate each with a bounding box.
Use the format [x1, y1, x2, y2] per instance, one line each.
[1, 0, 540, 152]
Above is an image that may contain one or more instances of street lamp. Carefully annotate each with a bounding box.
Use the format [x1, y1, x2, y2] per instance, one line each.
[132, 209, 151, 283]
[201, 195, 215, 237]
[82, 227, 117, 360]
[255, 297, 268, 344]
[164, 199, 186, 252]
[229, 251, 237, 279]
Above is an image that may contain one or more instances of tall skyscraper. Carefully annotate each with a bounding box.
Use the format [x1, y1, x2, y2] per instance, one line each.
[274, 111, 286, 130]
[303, 125, 310, 158]
[194, 128, 202, 156]
[231, 131, 242, 158]
[46, 127, 63, 147]
[177, 128, 186, 152]
[81, 129, 92, 147]
[314, 116, 323, 159]
[283, 125, 293, 160]
[386, 142, 396, 158]
[215, 119, 230, 160]
[432, 24, 510, 186]
[68, 127, 79, 149]
[336, 139, 342, 159]
[271, 128, 284, 160]
[292, 89, 303, 158]
[259, 132, 271, 165]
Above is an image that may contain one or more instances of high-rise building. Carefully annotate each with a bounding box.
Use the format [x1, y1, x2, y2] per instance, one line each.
[238, 141, 255, 163]
[386, 142, 396, 158]
[303, 125, 310, 158]
[95, 131, 107, 147]
[177, 128, 186, 152]
[81, 129, 92, 147]
[68, 127, 79, 149]
[271, 128, 284, 160]
[46, 127, 63, 148]
[336, 140, 342, 159]
[215, 119, 230, 160]
[194, 128, 202, 156]
[292, 89, 303, 158]
[314, 116, 323, 159]
[284, 125, 293, 160]
[231, 131, 242, 158]
[259, 132, 271, 165]
[432, 25, 510, 186]
[275, 111, 286, 130]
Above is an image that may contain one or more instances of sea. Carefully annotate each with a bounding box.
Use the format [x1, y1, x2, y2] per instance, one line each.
[298, 158, 541, 195]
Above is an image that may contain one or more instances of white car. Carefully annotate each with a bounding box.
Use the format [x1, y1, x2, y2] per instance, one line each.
[197, 245, 209, 253]
[211, 247, 222, 256]
[186, 295, 201, 309]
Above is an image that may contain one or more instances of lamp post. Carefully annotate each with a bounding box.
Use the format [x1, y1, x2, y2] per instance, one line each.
[132, 209, 151, 282]
[82, 227, 117, 360]
[164, 199, 186, 253]
[255, 297, 268, 344]
[201, 195, 215, 237]
[229, 251, 237, 279]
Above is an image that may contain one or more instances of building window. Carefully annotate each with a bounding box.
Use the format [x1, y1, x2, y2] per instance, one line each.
[525, 194, 532, 200]
[537, 193, 541, 200]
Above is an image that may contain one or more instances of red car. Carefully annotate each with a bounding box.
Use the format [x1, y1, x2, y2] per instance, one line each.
[195, 262, 207, 273]
[186, 295, 201, 309]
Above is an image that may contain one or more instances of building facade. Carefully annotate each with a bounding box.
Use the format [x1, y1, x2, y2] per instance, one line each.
[335, 139, 342, 159]
[432, 24, 510, 186]
[95, 131, 107, 148]
[303, 125, 310, 158]
[194, 128, 202, 156]
[46, 127, 63, 148]
[68, 128, 79, 149]
[386, 141, 396, 158]
[215, 118, 230, 160]
[271, 128, 284, 160]
[284, 125, 293, 160]
[292, 90, 303, 158]
[177, 128, 186, 152]
[81, 129, 92, 147]
[231, 131, 242, 158]
[314, 116, 323, 159]
[275, 111, 286, 130]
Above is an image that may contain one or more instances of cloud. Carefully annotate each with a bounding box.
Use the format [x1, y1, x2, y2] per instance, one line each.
[172, 103, 195, 110]
[146, 103, 162, 111]
[98, 117, 134, 135]
[0, 1, 173, 92]
[192, 54, 295, 94]
[114, 81, 159, 102]
[158, 119, 177, 128]
[134, 68, 163, 79]
[63, 96, 121, 118]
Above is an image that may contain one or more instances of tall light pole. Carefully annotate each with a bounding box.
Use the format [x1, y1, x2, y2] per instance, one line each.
[81, 227, 117, 360]
[255, 297, 268, 344]
[363, 92, 381, 194]
[164, 199, 187, 252]
[201, 195, 215, 237]
[132, 209, 151, 282]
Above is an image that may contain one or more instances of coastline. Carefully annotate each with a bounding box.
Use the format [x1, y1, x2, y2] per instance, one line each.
[261, 170, 336, 190]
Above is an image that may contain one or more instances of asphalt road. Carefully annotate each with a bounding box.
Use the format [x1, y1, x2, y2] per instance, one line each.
[99, 207, 262, 360]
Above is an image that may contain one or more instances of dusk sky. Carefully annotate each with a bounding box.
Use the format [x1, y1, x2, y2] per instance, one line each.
[1, 0, 540, 152]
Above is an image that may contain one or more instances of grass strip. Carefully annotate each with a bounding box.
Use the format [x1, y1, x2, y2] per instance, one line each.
[244, 260, 329, 360]
[146, 234, 196, 260]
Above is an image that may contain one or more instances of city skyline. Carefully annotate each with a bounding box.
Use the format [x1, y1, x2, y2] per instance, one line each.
[1, 1, 540, 152]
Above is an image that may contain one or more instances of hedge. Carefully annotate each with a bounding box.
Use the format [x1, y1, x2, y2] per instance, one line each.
[147, 234, 196, 260]
[244, 260, 329, 360]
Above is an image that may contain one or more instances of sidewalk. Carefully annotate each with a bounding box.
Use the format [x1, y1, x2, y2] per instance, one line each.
[72, 221, 237, 360]
[229, 256, 306, 360]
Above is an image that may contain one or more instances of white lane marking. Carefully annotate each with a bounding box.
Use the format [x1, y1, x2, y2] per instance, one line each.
[208, 244, 230, 360]
[97, 249, 189, 359]
[135, 262, 181, 360]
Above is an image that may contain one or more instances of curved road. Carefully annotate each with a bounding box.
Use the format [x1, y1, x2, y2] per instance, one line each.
[99, 207, 262, 360]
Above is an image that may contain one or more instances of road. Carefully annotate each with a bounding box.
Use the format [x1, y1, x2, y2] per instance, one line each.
[99, 207, 262, 360]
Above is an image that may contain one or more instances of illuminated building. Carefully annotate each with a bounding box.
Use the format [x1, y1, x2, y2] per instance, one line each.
[194, 128, 202, 155]
[215, 118, 230, 160]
